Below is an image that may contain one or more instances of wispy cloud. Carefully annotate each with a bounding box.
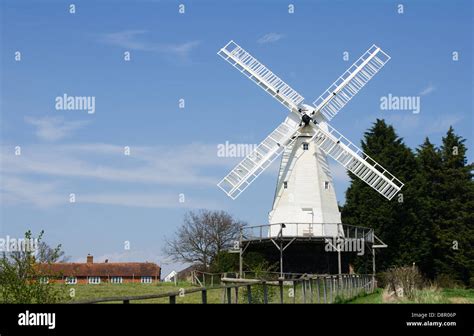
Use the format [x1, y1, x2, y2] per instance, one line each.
[99, 30, 200, 59]
[0, 142, 232, 208]
[425, 114, 463, 134]
[374, 112, 463, 136]
[257, 33, 284, 44]
[1, 143, 224, 186]
[78, 192, 222, 209]
[419, 83, 436, 96]
[0, 176, 63, 208]
[24, 116, 89, 142]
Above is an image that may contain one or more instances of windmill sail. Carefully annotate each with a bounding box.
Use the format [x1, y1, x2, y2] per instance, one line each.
[218, 116, 301, 199]
[312, 122, 404, 200]
[218, 40, 304, 112]
[313, 45, 390, 121]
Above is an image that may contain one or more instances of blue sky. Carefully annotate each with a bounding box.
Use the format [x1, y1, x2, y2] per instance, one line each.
[1, 0, 472, 275]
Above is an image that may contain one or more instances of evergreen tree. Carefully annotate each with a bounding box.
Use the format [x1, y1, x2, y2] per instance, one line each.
[414, 137, 443, 279]
[342, 119, 430, 273]
[432, 127, 474, 284]
[343, 123, 473, 286]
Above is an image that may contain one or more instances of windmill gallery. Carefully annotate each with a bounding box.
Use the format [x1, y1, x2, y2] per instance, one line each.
[216, 41, 403, 275]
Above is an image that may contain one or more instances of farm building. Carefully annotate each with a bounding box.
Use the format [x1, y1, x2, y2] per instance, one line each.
[37, 255, 161, 284]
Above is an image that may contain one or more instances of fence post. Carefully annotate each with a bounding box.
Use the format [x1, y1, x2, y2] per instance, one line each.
[349, 275, 354, 297]
[309, 278, 313, 303]
[263, 282, 268, 304]
[247, 284, 252, 304]
[302, 280, 306, 304]
[316, 277, 320, 303]
[293, 281, 297, 304]
[329, 277, 333, 303]
[169, 295, 176, 304]
[226, 287, 232, 304]
[201, 289, 207, 304]
[323, 277, 327, 303]
[279, 279, 284, 304]
[234, 287, 239, 304]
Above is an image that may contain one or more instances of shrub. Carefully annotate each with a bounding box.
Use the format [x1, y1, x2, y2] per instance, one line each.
[381, 266, 424, 300]
[0, 230, 68, 303]
[435, 274, 463, 289]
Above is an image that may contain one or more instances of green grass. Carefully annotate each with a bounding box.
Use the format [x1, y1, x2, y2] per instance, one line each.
[346, 287, 474, 304]
[55, 282, 474, 304]
[441, 288, 474, 303]
[63, 282, 226, 304]
[346, 289, 384, 304]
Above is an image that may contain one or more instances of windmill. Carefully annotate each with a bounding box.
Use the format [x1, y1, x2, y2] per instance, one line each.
[217, 41, 404, 239]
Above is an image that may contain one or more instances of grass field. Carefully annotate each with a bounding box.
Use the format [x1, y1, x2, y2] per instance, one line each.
[348, 288, 474, 304]
[60, 282, 474, 304]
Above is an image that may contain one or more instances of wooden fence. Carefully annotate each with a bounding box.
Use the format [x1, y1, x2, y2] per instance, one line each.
[72, 274, 374, 304]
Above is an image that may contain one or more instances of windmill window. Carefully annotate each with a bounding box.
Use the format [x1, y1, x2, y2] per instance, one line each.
[303, 143, 309, 150]
[324, 181, 330, 190]
[283, 181, 288, 189]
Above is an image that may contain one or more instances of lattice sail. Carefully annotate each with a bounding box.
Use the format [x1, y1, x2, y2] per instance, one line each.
[218, 40, 304, 111]
[218, 117, 301, 199]
[313, 45, 390, 121]
[312, 122, 403, 200]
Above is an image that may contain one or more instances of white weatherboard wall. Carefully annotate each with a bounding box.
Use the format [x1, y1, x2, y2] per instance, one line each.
[268, 124, 342, 237]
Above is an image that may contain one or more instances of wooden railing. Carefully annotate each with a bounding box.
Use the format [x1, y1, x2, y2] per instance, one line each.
[71, 274, 374, 304]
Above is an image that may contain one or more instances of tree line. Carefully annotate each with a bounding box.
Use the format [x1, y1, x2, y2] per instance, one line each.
[342, 119, 473, 286]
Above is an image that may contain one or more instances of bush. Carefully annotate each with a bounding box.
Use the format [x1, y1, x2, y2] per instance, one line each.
[0, 230, 68, 303]
[381, 266, 424, 300]
[435, 274, 463, 289]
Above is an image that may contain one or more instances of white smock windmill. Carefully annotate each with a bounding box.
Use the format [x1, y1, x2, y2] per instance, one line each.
[217, 41, 403, 237]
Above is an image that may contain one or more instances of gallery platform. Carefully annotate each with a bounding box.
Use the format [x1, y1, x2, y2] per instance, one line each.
[237, 223, 384, 275]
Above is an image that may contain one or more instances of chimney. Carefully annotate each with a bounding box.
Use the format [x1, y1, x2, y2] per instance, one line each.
[87, 254, 93, 264]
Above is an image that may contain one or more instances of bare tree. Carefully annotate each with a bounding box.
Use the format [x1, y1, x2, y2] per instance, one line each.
[37, 241, 70, 263]
[164, 210, 245, 269]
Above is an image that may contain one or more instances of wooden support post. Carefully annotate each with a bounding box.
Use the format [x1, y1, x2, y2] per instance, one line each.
[293, 281, 297, 304]
[279, 279, 284, 304]
[309, 278, 313, 303]
[169, 295, 176, 304]
[247, 284, 252, 304]
[372, 248, 376, 293]
[263, 282, 268, 304]
[239, 229, 243, 279]
[302, 280, 306, 304]
[201, 289, 207, 304]
[226, 287, 232, 304]
[323, 278, 327, 303]
[329, 278, 333, 303]
[316, 277, 320, 303]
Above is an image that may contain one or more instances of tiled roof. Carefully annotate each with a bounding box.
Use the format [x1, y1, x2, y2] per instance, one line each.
[37, 262, 161, 277]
